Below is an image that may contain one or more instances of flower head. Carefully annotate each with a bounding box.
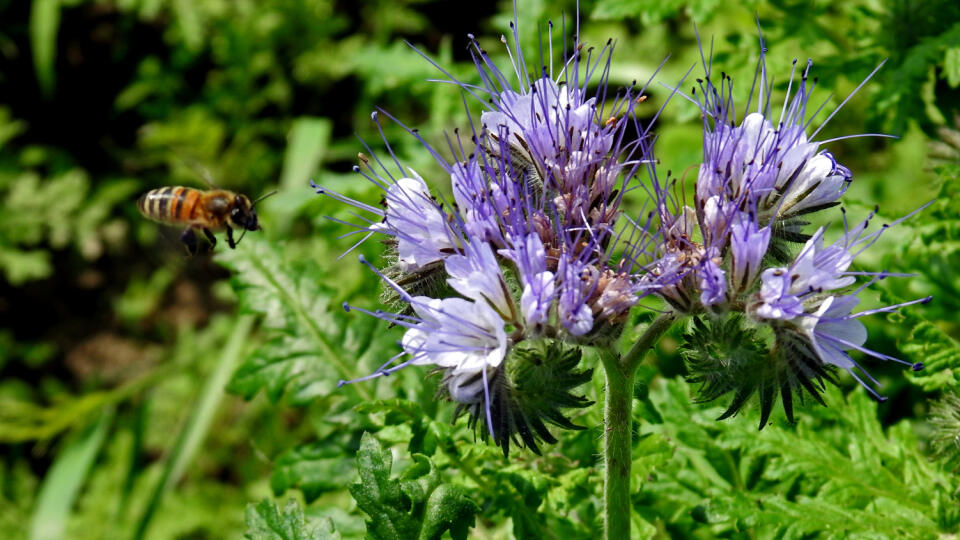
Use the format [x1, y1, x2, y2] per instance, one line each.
[664, 30, 931, 423]
[320, 16, 673, 454]
[317, 15, 933, 442]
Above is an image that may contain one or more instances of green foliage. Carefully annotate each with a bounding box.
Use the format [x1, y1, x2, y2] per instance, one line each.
[2, 1, 959, 539]
[591, 0, 727, 25]
[869, 164, 960, 391]
[354, 399, 439, 456]
[0, 461, 37, 538]
[929, 391, 960, 471]
[218, 237, 393, 405]
[0, 166, 137, 284]
[637, 378, 960, 538]
[876, 2, 960, 133]
[341, 397, 606, 539]
[245, 499, 337, 540]
[269, 442, 360, 504]
[29, 409, 113, 540]
[900, 318, 960, 390]
[0, 368, 161, 443]
[280, 118, 331, 193]
[132, 315, 254, 540]
[350, 432, 479, 540]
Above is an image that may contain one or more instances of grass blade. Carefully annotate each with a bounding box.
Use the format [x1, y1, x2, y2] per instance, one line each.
[30, 0, 60, 96]
[280, 117, 331, 192]
[29, 407, 114, 540]
[132, 314, 255, 540]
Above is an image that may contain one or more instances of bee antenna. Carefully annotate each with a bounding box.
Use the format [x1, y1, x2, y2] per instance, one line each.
[252, 190, 278, 207]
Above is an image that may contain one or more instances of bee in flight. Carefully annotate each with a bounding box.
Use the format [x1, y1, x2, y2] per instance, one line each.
[137, 186, 275, 255]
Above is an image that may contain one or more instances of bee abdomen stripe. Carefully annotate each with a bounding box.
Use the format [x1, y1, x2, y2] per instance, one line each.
[137, 194, 147, 215]
[150, 189, 163, 217]
[173, 187, 187, 220]
[184, 190, 201, 220]
[156, 186, 174, 218]
[147, 190, 158, 217]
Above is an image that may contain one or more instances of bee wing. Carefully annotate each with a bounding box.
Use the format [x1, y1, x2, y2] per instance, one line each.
[170, 152, 221, 189]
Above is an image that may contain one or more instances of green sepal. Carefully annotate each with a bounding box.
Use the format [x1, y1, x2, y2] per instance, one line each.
[453, 340, 594, 457]
[681, 314, 837, 428]
[766, 218, 811, 263]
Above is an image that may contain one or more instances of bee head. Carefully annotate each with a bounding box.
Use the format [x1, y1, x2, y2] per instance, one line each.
[230, 195, 261, 231]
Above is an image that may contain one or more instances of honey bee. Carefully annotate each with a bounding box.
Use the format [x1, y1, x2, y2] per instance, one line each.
[137, 186, 275, 254]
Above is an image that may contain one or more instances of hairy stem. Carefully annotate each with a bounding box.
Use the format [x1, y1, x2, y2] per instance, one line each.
[601, 312, 676, 540]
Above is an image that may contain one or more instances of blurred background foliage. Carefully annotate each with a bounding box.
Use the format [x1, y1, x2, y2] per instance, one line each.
[0, 0, 958, 538]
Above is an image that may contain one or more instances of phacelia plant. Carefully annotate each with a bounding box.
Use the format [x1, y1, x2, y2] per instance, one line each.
[312, 14, 931, 540]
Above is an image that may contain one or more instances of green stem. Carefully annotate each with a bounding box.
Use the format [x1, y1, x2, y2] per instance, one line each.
[620, 312, 677, 374]
[132, 315, 254, 540]
[601, 312, 675, 540]
[600, 352, 635, 540]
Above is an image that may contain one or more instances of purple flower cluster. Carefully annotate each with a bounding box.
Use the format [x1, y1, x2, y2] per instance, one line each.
[654, 37, 931, 405]
[316, 21, 673, 441]
[318, 16, 931, 437]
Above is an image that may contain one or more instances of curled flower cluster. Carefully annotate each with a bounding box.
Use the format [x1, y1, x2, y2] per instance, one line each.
[661, 43, 931, 424]
[318, 16, 931, 447]
[316, 22, 673, 453]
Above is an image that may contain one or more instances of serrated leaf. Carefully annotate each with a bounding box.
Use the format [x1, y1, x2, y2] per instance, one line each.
[218, 238, 392, 404]
[227, 335, 338, 403]
[637, 378, 958, 538]
[354, 399, 437, 455]
[418, 484, 480, 540]
[631, 432, 674, 488]
[270, 443, 358, 503]
[349, 432, 478, 540]
[245, 499, 336, 540]
[901, 320, 960, 390]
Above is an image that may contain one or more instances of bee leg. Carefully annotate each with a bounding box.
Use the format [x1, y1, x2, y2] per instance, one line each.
[202, 228, 217, 249]
[180, 228, 200, 256]
[226, 226, 237, 249]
